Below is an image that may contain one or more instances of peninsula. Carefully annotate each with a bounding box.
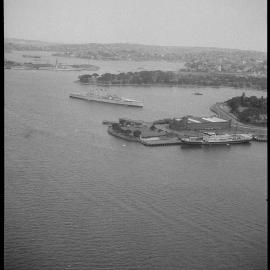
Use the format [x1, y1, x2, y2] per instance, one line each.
[210, 94, 267, 134]
[78, 71, 266, 90]
[225, 93, 267, 126]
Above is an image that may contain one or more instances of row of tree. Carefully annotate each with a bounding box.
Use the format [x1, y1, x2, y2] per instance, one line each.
[111, 123, 142, 137]
[79, 70, 267, 90]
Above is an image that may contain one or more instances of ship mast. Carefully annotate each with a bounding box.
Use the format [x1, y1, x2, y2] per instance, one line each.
[233, 123, 238, 138]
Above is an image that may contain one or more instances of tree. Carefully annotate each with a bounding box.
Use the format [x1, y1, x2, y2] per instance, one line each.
[125, 129, 132, 135]
[79, 74, 92, 83]
[112, 123, 121, 131]
[133, 130, 142, 138]
[150, 125, 156, 130]
[240, 92, 246, 106]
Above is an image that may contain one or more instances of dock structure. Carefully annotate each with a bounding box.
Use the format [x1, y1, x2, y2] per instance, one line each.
[105, 109, 267, 146]
[139, 136, 182, 146]
[106, 119, 181, 146]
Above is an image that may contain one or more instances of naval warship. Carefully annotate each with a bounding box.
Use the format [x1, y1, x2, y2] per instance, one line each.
[69, 90, 143, 107]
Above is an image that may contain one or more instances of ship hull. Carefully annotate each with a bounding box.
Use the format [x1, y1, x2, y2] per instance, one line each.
[181, 138, 252, 145]
[203, 140, 251, 145]
[70, 93, 143, 107]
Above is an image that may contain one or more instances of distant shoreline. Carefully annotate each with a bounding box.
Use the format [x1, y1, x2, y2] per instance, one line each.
[78, 69, 267, 90]
[78, 81, 212, 88]
[5, 67, 86, 71]
[78, 81, 267, 91]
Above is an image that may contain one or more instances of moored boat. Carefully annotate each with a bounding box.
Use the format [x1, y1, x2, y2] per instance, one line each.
[181, 132, 252, 145]
[102, 120, 117, 125]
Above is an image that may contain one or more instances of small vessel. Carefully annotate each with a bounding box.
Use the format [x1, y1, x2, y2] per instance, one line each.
[22, 55, 41, 58]
[102, 120, 115, 125]
[181, 132, 252, 145]
[194, 92, 203, 95]
[70, 90, 143, 107]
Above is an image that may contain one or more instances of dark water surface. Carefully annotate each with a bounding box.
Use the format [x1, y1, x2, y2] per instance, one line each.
[5, 67, 267, 270]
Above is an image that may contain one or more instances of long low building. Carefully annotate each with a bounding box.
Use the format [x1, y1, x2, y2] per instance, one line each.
[169, 115, 231, 131]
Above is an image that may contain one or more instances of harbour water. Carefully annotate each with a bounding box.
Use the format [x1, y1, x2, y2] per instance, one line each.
[4, 55, 267, 270]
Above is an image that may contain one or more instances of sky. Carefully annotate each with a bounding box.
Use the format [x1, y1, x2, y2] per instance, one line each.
[4, 0, 267, 51]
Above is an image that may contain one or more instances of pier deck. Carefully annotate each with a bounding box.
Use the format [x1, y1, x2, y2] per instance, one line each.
[139, 137, 182, 146]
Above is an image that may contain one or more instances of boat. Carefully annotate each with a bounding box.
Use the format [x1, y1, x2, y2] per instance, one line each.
[102, 120, 117, 125]
[181, 132, 252, 145]
[194, 92, 203, 95]
[69, 90, 143, 107]
[22, 55, 41, 58]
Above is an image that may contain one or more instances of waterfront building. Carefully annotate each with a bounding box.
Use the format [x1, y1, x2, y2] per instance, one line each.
[169, 115, 231, 131]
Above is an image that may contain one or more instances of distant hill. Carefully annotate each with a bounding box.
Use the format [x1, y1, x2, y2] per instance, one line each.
[5, 38, 59, 46]
[4, 38, 267, 63]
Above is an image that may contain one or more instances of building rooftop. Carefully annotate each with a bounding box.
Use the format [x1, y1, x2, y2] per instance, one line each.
[201, 116, 228, 123]
[188, 118, 201, 123]
[175, 115, 229, 123]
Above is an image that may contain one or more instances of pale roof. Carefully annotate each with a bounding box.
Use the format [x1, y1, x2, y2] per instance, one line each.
[188, 118, 201, 123]
[202, 117, 228, 123]
[141, 137, 161, 141]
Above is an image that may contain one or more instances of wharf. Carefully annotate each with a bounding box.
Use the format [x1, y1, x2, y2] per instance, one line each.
[107, 125, 181, 146]
[106, 111, 266, 147]
[139, 137, 182, 146]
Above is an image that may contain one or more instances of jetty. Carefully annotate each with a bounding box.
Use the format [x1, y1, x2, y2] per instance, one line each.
[140, 136, 182, 146]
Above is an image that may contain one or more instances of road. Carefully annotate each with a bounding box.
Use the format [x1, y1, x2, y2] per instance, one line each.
[210, 103, 267, 135]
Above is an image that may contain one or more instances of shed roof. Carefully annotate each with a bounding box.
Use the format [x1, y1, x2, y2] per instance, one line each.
[202, 117, 228, 123]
